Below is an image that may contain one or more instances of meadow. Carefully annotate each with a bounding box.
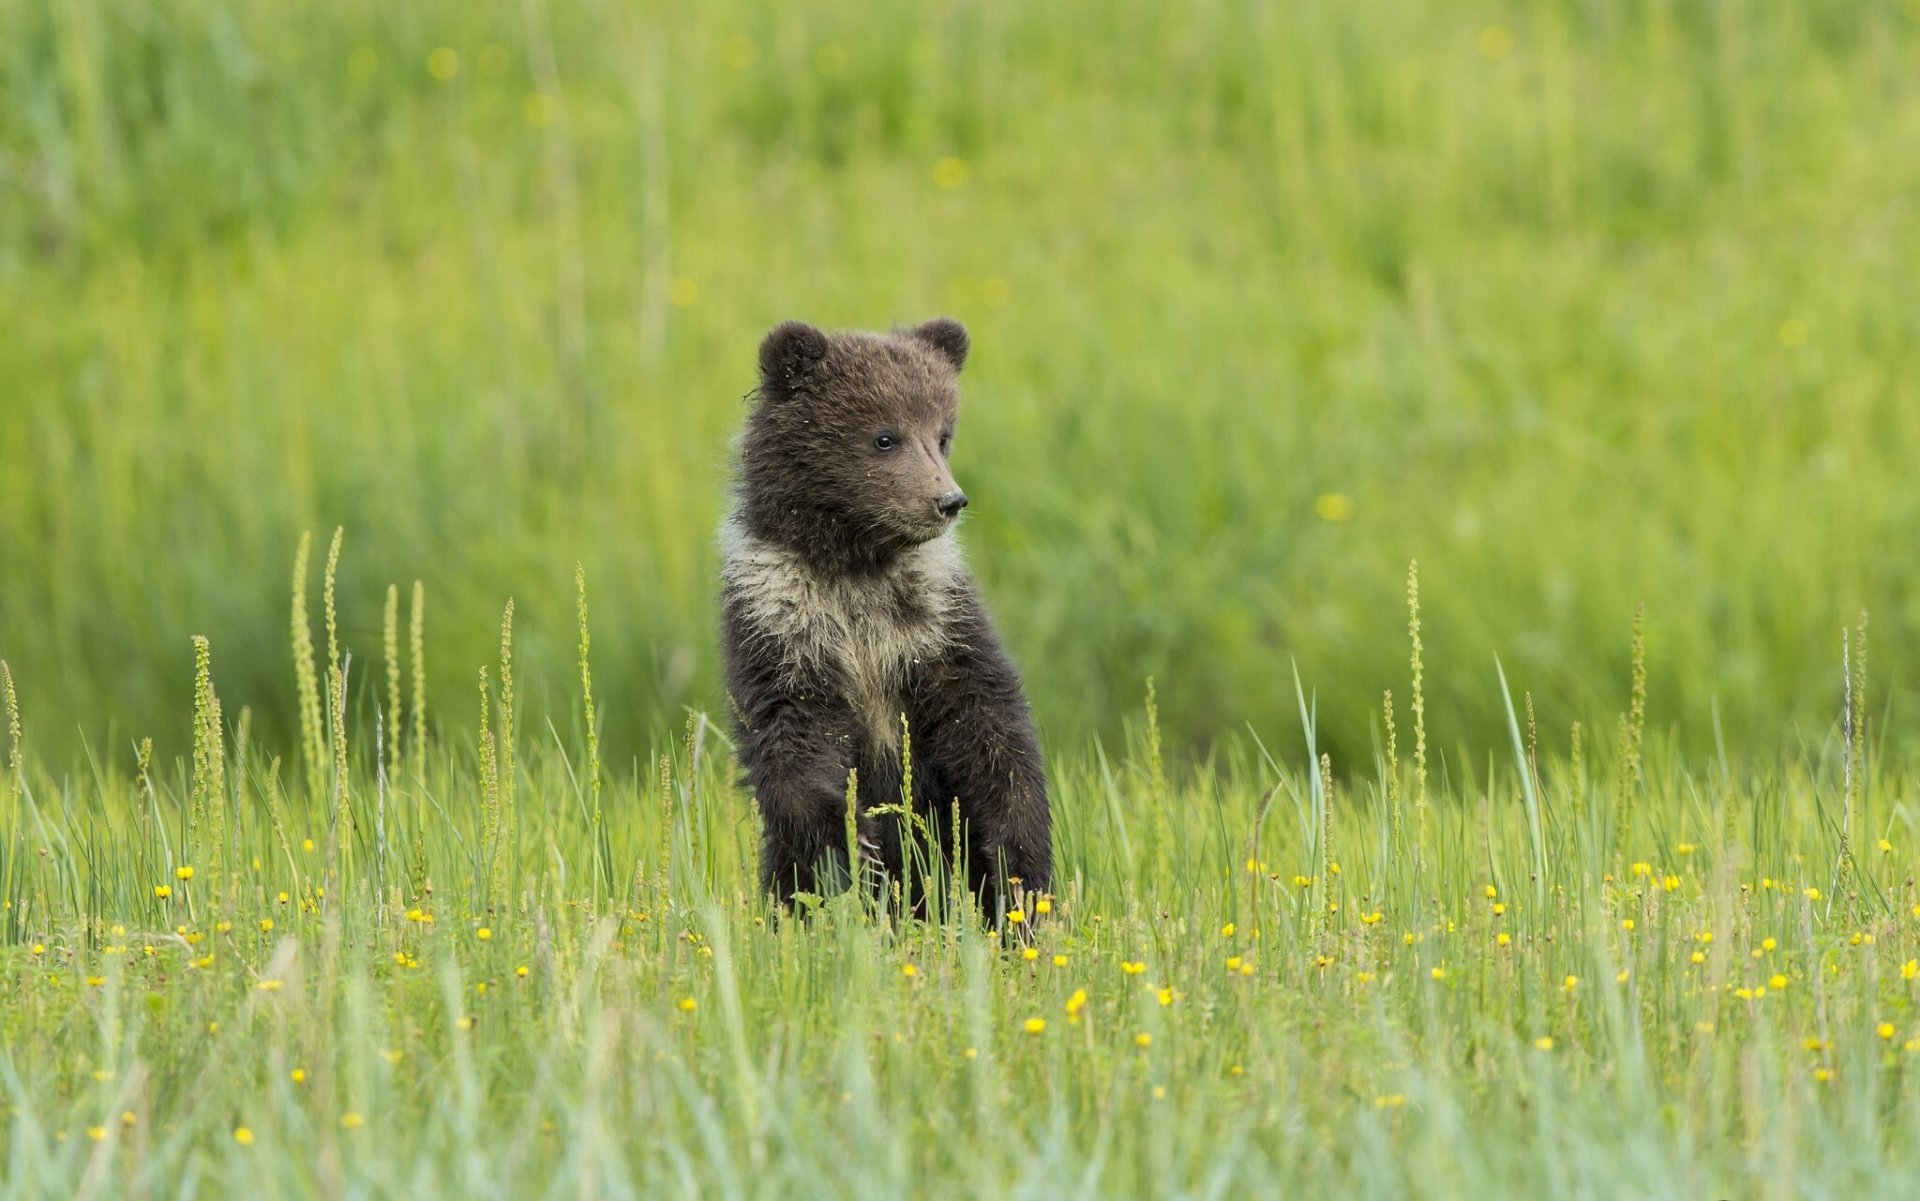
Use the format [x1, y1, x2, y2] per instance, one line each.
[6, 0, 1920, 1196]
[3, 560, 1919, 1198]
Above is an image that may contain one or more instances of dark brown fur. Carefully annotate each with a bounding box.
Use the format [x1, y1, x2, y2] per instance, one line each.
[722, 318, 1051, 916]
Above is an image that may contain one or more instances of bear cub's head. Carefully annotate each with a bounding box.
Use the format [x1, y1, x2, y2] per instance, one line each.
[738, 318, 973, 570]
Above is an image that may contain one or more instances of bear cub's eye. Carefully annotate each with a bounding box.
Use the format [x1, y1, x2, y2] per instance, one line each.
[939, 432, 952, 456]
[873, 433, 899, 451]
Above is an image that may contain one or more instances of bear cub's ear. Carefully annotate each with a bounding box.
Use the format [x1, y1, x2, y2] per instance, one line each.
[759, 321, 830, 388]
[908, 317, 969, 373]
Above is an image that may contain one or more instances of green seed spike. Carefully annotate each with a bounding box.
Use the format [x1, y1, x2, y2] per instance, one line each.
[291, 532, 325, 795]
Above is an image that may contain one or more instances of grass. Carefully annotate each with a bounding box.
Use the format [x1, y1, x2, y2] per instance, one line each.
[6, 0, 1920, 767]
[2, 551, 1920, 1197]
[7, 0, 1920, 1194]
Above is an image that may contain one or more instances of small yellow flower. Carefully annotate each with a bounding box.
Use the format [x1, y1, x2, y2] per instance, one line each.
[87, 1125, 107, 1142]
[1813, 1067, 1832, 1083]
[902, 963, 920, 977]
[1491, 902, 1506, 917]
[1484, 885, 1498, 900]
[1315, 493, 1353, 523]
[1616, 969, 1630, 983]
[1121, 960, 1146, 976]
[341, 1112, 365, 1129]
[1621, 919, 1635, 932]
[1902, 959, 1918, 981]
[1156, 988, 1175, 1007]
[1065, 989, 1088, 1018]
[1676, 843, 1695, 855]
[30, 943, 43, 956]
[1375, 1093, 1406, 1109]
[1221, 923, 1236, 938]
[1803, 887, 1821, 902]
[1035, 898, 1052, 916]
[233, 1126, 254, 1145]
[302, 839, 315, 853]
[1007, 909, 1026, 925]
[1052, 954, 1068, 967]
[1360, 911, 1384, 926]
[1878, 1023, 1896, 1041]
[1356, 971, 1375, 983]
[215, 921, 231, 934]
[154, 885, 171, 900]
[291, 1068, 307, 1083]
[1878, 839, 1892, 854]
[476, 927, 492, 941]
[1691, 951, 1706, 965]
[277, 891, 290, 904]
[382, 1049, 403, 1064]
[516, 965, 530, 978]
[1476, 24, 1514, 60]
[1769, 974, 1789, 991]
[1563, 975, 1579, 992]
[1496, 932, 1511, 948]
[678, 996, 697, 1012]
[932, 157, 970, 190]
[256, 980, 282, 991]
[1229, 1064, 1245, 1077]
[1021, 947, 1039, 962]
[964, 1047, 978, 1059]
[1534, 1036, 1554, 1051]
[1023, 1017, 1046, 1034]
[176, 866, 194, 881]
[1226, 956, 1244, 972]
[121, 1111, 136, 1127]
[1430, 966, 1447, 981]
[1135, 1032, 1152, 1048]
[1631, 862, 1652, 878]
[1663, 875, 1681, 892]
[1761, 937, 1776, 953]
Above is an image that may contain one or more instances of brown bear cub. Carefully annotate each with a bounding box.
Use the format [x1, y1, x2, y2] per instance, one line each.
[722, 317, 1051, 916]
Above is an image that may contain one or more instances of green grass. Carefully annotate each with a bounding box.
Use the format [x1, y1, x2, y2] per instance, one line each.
[7, 1, 1920, 1194]
[6, 0, 1920, 766]
[3, 587, 1920, 1197]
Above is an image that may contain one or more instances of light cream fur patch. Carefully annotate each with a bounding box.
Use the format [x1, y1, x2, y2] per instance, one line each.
[721, 519, 964, 751]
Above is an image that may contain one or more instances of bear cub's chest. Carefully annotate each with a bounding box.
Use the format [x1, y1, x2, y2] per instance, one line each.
[723, 525, 963, 750]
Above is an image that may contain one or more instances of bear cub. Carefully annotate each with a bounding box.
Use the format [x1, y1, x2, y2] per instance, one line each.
[722, 317, 1051, 914]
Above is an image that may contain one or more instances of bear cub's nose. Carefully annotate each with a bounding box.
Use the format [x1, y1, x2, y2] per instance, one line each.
[936, 491, 969, 519]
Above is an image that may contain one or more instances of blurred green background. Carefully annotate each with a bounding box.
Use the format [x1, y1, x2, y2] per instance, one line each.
[4, 0, 1920, 771]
